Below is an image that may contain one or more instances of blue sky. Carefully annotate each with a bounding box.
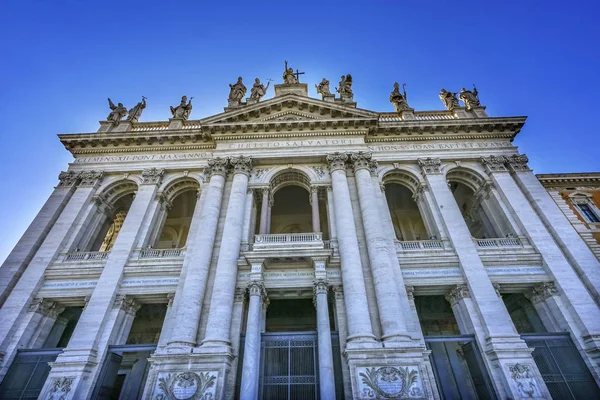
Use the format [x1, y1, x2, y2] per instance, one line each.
[0, 0, 598, 263]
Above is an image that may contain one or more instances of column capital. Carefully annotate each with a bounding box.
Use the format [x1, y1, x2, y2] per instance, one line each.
[57, 171, 79, 188]
[78, 170, 105, 187]
[141, 168, 165, 185]
[332, 285, 344, 300]
[313, 279, 329, 295]
[481, 155, 509, 173]
[405, 285, 415, 301]
[167, 293, 176, 308]
[412, 182, 428, 202]
[230, 155, 253, 176]
[247, 280, 267, 298]
[418, 157, 442, 175]
[493, 283, 503, 298]
[525, 282, 558, 304]
[261, 187, 270, 196]
[113, 295, 141, 316]
[445, 284, 470, 306]
[326, 152, 348, 172]
[28, 298, 65, 318]
[349, 151, 373, 172]
[155, 192, 173, 211]
[506, 154, 531, 172]
[205, 157, 229, 179]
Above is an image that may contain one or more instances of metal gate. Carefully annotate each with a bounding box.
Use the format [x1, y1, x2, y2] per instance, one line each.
[522, 333, 600, 399]
[0, 348, 62, 400]
[259, 332, 319, 400]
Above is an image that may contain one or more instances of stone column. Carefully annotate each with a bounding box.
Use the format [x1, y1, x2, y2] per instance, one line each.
[505, 154, 600, 302]
[331, 286, 352, 399]
[157, 293, 176, 348]
[240, 281, 267, 400]
[241, 188, 255, 248]
[0, 171, 79, 307]
[0, 171, 102, 360]
[202, 156, 253, 348]
[167, 158, 229, 350]
[311, 186, 321, 232]
[351, 152, 410, 342]
[258, 187, 269, 234]
[43, 168, 163, 399]
[325, 152, 375, 343]
[266, 194, 273, 234]
[418, 157, 550, 400]
[314, 279, 336, 400]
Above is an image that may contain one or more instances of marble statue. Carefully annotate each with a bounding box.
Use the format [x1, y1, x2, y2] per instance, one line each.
[336, 74, 353, 96]
[228, 77, 247, 104]
[127, 96, 146, 122]
[390, 82, 410, 112]
[107, 98, 128, 123]
[315, 78, 331, 97]
[170, 96, 193, 120]
[250, 78, 270, 101]
[459, 86, 481, 110]
[283, 60, 299, 84]
[439, 89, 459, 110]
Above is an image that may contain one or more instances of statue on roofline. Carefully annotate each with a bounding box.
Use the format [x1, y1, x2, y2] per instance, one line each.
[439, 89, 459, 110]
[283, 60, 299, 84]
[390, 82, 410, 112]
[107, 98, 128, 123]
[459, 85, 481, 110]
[250, 78, 270, 101]
[336, 74, 353, 97]
[170, 96, 193, 120]
[127, 96, 146, 122]
[315, 78, 331, 98]
[228, 77, 247, 104]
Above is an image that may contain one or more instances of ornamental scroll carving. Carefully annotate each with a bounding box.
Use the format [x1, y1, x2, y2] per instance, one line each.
[29, 298, 65, 318]
[326, 152, 348, 172]
[204, 157, 229, 179]
[481, 155, 508, 172]
[57, 171, 79, 187]
[142, 168, 165, 185]
[154, 371, 218, 400]
[445, 284, 470, 306]
[356, 365, 425, 399]
[230, 156, 253, 176]
[113, 295, 141, 316]
[508, 363, 542, 398]
[506, 154, 530, 172]
[525, 282, 558, 304]
[350, 151, 373, 172]
[45, 377, 74, 400]
[78, 170, 104, 187]
[417, 158, 442, 175]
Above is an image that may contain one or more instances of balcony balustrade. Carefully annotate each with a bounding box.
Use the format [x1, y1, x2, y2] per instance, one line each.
[395, 240, 444, 252]
[139, 248, 186, 259]
[474, 237, 522, 248]
[253, 232, 325, 251]
[63, 251, 109, 262]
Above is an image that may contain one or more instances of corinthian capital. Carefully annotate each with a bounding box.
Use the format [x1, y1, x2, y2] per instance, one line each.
[57, 171, 79, 187]
[204, 157, 229, 179]
[350, 151, 373, 172]
[113, 295, 141, 315]
[506, 154, 531, 172]
[29, 298, 65, 318]
[78, 170, 105, 187]
[525, 282, 558, 304]
[481, 156, 508, 173]
[445, 284, 470, 306]
[247, 280, 268, 306]
[326, 152, 348, 172]
[230, 156, 253, 176]
[141, 168, 165, 185]
[418, 157, 442, 175]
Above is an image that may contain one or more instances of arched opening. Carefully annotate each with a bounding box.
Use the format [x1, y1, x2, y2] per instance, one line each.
[90, 193, 134, 252]
[270, 185, 312, 234]
[449, 182, 497, 239]
[154, 190, 197, 248]
[385, 183, 429, 240]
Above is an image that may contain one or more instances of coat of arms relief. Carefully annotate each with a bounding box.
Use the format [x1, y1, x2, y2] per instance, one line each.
[154, 371, 217, 400]
[356, 365, 426, 399]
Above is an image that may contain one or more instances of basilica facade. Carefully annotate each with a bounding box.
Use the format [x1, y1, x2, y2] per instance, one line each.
[1, 67, 600, 400]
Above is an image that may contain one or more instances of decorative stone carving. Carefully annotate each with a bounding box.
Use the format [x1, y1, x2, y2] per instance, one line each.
[234, 287, 246, 303]
[78, 170, 104, 187]
[445, 284, 470, 306]
[113, 295, 141, 316]
[57, 171, 78, 187]
[417, 157, 442, 175]
[506, 154, 531, 172]
[356, 365, 425, 399]
[481, 155, 508, 172]
[332, 285, 344, 300]
[311, 166, 326, 178]
[412, 183, 427, 203]
[204, 157, 229, 179]
[228, 77, 247, 106]
[154, 371, 218, 400]
[350, 151, 373, 172]
[492, 283, 502, 298]
[326, 152, 348, 172]
[141, 168, 165, 185]
[369, 160, 379, 176]
[45, 377, 73, 400]
[170, 96, 193, 120]
[283, 60, 299, 84]
[107, 98, 127, 124]
[315, 78, 331, 98]
[439, 89, 459, 110]
[127, 96, 146, 122]
[526, 282, 558, 304]
[167, 293, 175, 308]
[336, 74, 353, 99]
[29, 298, 65, 318]
[390, 82, 410, 112]
[250, 78, 270, 101]
[508, 363, 542, 398]
[254, 168, 268, 179]
[230, 155, 253, 176]
[405, 285, 415, 301]
[459, 86, 481, 110]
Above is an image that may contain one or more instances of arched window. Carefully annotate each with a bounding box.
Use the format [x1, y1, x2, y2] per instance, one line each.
[155, 190, 198, 248]
[385, 183, 428, 240]
[270, 185, 312, 234]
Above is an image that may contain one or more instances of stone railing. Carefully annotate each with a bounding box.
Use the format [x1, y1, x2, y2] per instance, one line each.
[474, 237, 522, 248]
[396, 240, 444, 251]
[379, 111, 455, 122]
[253, 232, 324, 250]
[64, 251, 110, 262]
[139, 248, 186, 258]
[131, 122, 170, 132]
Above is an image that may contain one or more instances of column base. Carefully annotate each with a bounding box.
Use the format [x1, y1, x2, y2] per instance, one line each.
[142, 351, 234, 400]
[345, 346, 437, 399]
[38, 348, 99, 400]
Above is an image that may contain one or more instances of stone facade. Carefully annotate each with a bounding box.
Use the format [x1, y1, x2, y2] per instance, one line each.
[0, 70, 599, 400]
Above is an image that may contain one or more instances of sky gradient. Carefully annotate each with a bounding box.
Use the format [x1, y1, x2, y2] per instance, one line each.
[0, 0, 598, 263]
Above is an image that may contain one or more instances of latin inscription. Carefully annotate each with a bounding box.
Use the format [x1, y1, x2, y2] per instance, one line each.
[74, 152, 213, 164]
[367, 141, 512, 152]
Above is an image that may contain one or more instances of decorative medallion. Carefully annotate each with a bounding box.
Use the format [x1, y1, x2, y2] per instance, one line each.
[45, 377, 73, 400]
[356, 366, 425, 399]
[508, 363, 543, 399]
[154, 371, 217, 400]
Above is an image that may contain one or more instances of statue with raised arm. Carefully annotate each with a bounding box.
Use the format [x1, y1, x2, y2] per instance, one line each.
[439, 89, 459, 110]
[336, 74, 353, 96]
[283, 60, 298, 84]
[170, 95, 193, 120]
[390, 82, 410, 112]
[250, 78, 270, 101]
[228, 77, 247, 104]
[107, 98, 128, 123]
[127, 96, 146, 122]
[315, 78, 331, 97]
[459, 85, 481, 110]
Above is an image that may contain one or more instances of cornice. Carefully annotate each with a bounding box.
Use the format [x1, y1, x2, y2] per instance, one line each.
[536, 173, 600, 188]
[212, 129, 369, 141]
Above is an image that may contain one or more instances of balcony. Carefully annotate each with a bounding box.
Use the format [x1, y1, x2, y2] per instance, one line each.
[474, 237, 522, 248]
[139, 248, 186, 259]
[396, 240, 445, 251]
[252, 232, 325, 251]
[63, 251, 109, 262]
